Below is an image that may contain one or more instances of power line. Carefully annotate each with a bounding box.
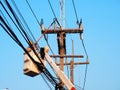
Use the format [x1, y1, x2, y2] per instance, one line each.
[4, 0, 31, 44]
[72, 0, 79, 25]
[1, 1, 29, 44]
[41, 73, 53, 90]
[1, 1, 61, 88]
[25, 0, 40, 25]
[47, 0, 57, 19]
[81, 39, 89, 90]
[11, 0, 36, 43]
[47, 0, 61, 27]
[1, 15, 60, 89]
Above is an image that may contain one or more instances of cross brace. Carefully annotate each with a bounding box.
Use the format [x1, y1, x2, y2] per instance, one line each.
[41, 28, 83, 34]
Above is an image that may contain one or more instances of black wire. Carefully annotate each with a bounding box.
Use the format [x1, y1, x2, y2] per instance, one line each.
[1, 1, 28, 43]
[47, 0, 57, 19]
[41, 73, 53, 90]
[25, 0, 40, 25]
[0, 22, 19, 45]
[83, 64, 88, 90]
[72, 0, 79, 25]
[1, 1, 67, 89]
[81, 39, 89, 90]
[1, 16, 26, 50]
[3, 0, 31, 44]
[0, 11, 20, 45]
[1, 2, 58, 89]
[11, 0, 36, 43]
[81, 40, 88, 58]
[1, 1, 62, 89]
[1, 15, 59, 88]
[47, 0, 61, 27]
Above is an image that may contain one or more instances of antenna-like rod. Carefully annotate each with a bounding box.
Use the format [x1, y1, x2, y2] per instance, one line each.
[60, 0, 66, 28]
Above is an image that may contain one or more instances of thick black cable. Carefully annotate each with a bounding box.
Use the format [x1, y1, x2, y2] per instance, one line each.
[42, 69, 59, 86]
[1, 1, 64, 88]
[0, 1, 29, 43]
[1, 16, 21, 45]
[0, 10, 11, 28]
[3, 0, 30, 44]
[11, 0, 36, 43]
[41, 73, 53, 90]
[1, 15, 59, 88]
[1, 1, 60, 88]
[25, 0, 40, 25]
[4, 0, 31, 43]
[0, 22, 19, 45]
[72, 0, 79, 25]
[0, 11, 20, 45]
[3, 0, 42, 64]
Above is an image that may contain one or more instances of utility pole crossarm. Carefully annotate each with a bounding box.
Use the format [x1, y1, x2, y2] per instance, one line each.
[56, 61, 89, 66]
[50, 55, 84, 58]
[41, 28, 83, 34]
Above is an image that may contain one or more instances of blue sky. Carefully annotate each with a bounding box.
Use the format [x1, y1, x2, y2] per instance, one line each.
[0, 0, 120, 90]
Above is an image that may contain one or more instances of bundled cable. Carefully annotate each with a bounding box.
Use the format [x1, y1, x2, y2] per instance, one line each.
[11, 0, 36, 43]
[1, 0, 60, 89]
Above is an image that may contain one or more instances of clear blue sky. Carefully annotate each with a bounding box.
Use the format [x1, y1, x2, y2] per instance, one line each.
[0, 0, 120, 90]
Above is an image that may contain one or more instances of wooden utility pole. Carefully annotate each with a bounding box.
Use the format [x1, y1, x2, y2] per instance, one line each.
[57, 32, 66, 71]
[41, 25, 89, 89]
[40, 1, 89, 89]
[70, 40, 74, 84]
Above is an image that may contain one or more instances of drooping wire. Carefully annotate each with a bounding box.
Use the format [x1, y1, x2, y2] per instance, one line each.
[38, 19, 57, 61]
[81, 39, 89, 90]
[1, 1, 60, 88]
[25, 0, 40, 25]
[4, 0, 31, 44]
[72, 0, 89, 88]
[0, 18, 19, 45]
[72, 0, 79, 25]
[47, 0, 57, 20]
[0, 10, 12, 31]
[11, 0, 36, 43]
[80, 25, 89, 90]
[47, 0, 61, 27]
[1, 1, 29, 44]
[41, 73, 53, 90]
[13, 0, 59, 86]
[1, 15, 59, 89]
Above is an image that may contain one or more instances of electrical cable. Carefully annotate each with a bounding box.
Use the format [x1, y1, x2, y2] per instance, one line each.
[72, 0, 79, 25]
[81, 39, 89, 90]
[25, 0, 40, 25]
[47, 0, 61, 27]
[11, 0, 36, 43]
[0, 20, 19, 45]
[37, 19, 57, 61]
[4, 0, 31, 44]
[41, 73, 53, 90]
[72, 0, 89, 89]
[1, 1, 60, 88]
[1, 15, 60, 89]
[1, 1, 29, 43]
[47, 0, 57, 20]
[0, 10, 11, 29]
